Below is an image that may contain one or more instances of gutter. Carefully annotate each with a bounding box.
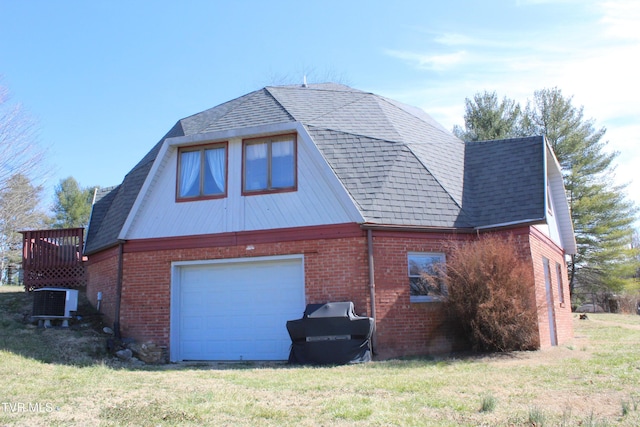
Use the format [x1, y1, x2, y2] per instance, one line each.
[360, 223, 475, 234]
[472, 218, 546, 231]
[360, 219, 546, 234]
[366, 229, 377, 354]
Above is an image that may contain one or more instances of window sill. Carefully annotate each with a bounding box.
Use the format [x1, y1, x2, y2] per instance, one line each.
[176, 194, 227, 203]
[242, 186, 297, 196]
[410, 295, 445, 303]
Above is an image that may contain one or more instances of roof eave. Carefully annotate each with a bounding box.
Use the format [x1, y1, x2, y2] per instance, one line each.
[473, 218, 547, 231]
[360, 223, 476, 234]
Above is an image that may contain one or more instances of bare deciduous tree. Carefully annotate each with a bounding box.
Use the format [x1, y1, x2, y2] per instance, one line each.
[0, 82, 48, 193]
[0, 81, 49, 284]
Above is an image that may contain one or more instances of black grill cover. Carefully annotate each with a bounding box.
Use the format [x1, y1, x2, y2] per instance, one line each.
[286, 302, 374, 365]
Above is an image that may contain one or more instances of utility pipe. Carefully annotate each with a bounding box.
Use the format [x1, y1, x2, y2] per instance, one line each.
[113, 241, 125, 339]
[367, 228, 377, 353]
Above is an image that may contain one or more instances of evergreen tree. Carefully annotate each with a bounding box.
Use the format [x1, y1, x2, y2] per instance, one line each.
[50, 177, 96, 229]
[0, 173, 47, 284]
[522, 88, 637, 294]
[455, 88, 638, 296]
[453, 91, 524, 141]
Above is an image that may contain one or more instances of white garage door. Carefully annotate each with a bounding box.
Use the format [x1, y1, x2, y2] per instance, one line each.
[172, 256, 305, 361]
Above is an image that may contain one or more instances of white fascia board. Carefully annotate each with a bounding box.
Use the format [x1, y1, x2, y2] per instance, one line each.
[545, 140, 577, 254]
[545, 138, 564, 181]
[474, 218, 546, 230]
[118, 140, 172, 241]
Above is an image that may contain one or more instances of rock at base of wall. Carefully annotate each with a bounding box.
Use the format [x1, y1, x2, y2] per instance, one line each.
[129, 341, 167, 364]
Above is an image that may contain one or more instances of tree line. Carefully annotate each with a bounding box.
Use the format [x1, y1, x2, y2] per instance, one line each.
[0, 82, 95, 284]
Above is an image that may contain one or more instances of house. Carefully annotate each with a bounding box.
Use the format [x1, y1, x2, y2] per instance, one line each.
[84, 83, 576, 362]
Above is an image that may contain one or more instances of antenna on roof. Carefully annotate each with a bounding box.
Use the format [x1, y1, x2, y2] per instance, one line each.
[302, 75, 308, 88]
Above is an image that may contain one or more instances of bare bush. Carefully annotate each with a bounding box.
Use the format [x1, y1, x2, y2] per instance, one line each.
[435, 235, 539, 352]
[617, 292, 640, 314]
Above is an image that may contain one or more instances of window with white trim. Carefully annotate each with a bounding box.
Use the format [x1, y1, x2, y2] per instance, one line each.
[408, 252, 447, 302]
[243, 134, 296, 194]
[177, 143, 227, 200]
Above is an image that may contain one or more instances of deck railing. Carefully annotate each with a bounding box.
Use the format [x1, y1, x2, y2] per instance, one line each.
[20, 228, 87, 291]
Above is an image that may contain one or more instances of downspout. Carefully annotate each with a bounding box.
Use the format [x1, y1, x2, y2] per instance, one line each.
[113, 241, 125, 339]
[367, 229, 377, 353]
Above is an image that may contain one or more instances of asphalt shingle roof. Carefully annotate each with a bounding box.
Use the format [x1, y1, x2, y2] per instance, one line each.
[307, 127, 470, 228]
[464, 136, 546, 227]
[84, 83, 547, 254]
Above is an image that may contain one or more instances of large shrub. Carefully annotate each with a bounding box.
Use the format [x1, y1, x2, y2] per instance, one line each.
[435, 235, 539, 352]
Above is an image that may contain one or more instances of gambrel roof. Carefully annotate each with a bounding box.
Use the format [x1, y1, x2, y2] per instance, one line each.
[86, 83, 575, 254]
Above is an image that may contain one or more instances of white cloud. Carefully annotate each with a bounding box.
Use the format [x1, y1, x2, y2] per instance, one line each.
[384, 49, 467, 71]
[600, 0, 640, 41]
[384, 0, 640, 212]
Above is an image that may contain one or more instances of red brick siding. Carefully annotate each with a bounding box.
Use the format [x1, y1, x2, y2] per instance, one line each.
[369, 231, 473, 359]
[85, 246, 119, 327]
[117, 235, 370, 349]
[84, 224, 573, 359]
[528, 227, 574, 347]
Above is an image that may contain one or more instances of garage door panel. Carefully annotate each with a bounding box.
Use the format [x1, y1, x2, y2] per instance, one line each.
[175, 257, 304, 361]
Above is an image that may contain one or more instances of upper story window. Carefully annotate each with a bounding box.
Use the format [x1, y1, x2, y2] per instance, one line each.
[177, 143, 227, 201]
[547, 184, 554, 215]
[408, 252, 447, 302]
[243, 134, 297, 195]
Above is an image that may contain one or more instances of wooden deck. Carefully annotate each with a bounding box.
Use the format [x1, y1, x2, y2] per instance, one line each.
[20, 228, 87, 291]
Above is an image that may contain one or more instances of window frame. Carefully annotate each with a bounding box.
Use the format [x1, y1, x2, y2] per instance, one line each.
[242, 133, 297, 196]
[176, 142, 228, 202]
[555, 262, 565, 305]
[408, 252, 447, 303]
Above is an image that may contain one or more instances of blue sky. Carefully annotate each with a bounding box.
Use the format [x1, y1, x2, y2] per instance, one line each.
[1, 0, 638, 214]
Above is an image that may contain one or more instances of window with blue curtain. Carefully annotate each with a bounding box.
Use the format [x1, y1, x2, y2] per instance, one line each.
[178, 143, 227, 200]
[243, 135, 296, 193]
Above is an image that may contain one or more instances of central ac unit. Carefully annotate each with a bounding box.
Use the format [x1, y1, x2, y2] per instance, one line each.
[32, 288, 79, 325]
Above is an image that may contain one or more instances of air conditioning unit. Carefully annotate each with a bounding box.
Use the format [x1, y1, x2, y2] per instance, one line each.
[32, 288, 79, 327]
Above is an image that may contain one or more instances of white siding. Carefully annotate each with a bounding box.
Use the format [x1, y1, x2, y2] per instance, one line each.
[535, 145, 577, 254]
[539, 184, 562, 245]
[123, 124, 363, 240]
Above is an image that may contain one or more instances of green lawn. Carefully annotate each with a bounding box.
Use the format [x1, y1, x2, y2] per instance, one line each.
[1, 284, 640, 426]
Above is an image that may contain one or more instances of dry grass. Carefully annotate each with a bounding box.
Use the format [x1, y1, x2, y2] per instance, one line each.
[1, 285, 640, 426]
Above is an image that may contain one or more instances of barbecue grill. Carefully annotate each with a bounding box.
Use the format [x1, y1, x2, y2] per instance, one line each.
[286, 302, 374, 364]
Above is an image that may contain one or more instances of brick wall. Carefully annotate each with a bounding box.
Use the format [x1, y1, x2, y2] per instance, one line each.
[85, 246, 119, 327]
[115, 234, 371, 350]
[84, 224, 573, 360]
[528, 227, 574, 347]
[369, 230, 473, 359]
